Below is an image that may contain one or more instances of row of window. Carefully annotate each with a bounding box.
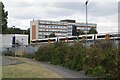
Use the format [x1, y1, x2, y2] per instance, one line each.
[39, 25, 67, 29]
[77, 28, 91, 31]
[39, 33, 50, 35]
[38, 33, 67, 36]
[67, 31, 72, 33]
[67, 26, 72, 29]
[39, 29, 67, 32]
[39, 21, 67, 25]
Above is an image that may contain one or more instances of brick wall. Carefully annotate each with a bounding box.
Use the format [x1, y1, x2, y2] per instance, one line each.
[32, 25, 36, 39]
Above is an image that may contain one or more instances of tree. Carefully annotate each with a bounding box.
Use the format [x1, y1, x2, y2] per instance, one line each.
[79, 30, 85, 35]
[0, 2, 8, 34]
[24, 28, 30, 43]
[49, 32, 56, 38]
[88, 28, 98, 34]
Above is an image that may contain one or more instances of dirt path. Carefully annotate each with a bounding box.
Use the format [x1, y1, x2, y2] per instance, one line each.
[11, 57, 92, 78]
[2, 56, 20, 66]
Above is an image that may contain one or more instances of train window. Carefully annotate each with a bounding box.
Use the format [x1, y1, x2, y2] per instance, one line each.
[38, 40, 48, 42]
[59, 38, 66, 41]
[87, 36, 92, 39]
[50, 39, 56, 41]
[68, 37, 77, 40]
[31, 41, 36, 43]
[97, 35, 105, 38]
[78, 37, 82, 39]
[38, 39, 56, 42]
[114, 34, 120, 37]
[110, 35, 114, 37]
[78, 36, 92, 39]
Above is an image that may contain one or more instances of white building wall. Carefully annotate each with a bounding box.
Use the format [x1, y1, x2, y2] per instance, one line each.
[0, 34, 28, 47]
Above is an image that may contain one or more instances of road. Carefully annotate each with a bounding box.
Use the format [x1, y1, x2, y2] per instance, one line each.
[2, 56, 92, 78]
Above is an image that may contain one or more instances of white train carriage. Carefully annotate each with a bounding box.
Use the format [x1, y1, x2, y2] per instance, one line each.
[95, 33, 120, 40]
[31, 33, 120, 45]
[109, 33, 120, 40]
[79, 34, 95, 42]
[95, 33, 106, 40]
[31, 37, 57, 44]
[67, 36, 78, 42]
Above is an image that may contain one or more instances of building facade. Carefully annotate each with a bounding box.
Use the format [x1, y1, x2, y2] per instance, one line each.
[30, 19, 97, 42]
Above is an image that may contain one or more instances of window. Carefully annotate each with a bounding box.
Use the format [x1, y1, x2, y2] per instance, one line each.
[97, 35, 105, 38]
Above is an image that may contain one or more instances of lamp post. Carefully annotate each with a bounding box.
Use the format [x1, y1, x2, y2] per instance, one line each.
[12, 25, 15, 57]
[12, 26, 15, 47]
[85, 0, 89, 47]
[22, 38, 24, 52]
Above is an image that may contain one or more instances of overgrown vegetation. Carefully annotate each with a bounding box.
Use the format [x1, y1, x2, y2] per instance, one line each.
[0, 2, 8, 34]
[4, 40, 119, 78]
[34, 41, 119, 78]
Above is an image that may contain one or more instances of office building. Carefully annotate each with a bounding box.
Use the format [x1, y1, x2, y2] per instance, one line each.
[30, 19, 97, 42]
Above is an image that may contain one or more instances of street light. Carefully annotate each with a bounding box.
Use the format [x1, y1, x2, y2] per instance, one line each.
[13, 26, 15, 37]
[12, 25, 15, 57]
[22, 38, 24, 52]
[85, 0, 89, 47]
[12, 26, 15, 47]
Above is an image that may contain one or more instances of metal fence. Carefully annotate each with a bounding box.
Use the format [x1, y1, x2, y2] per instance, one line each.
[1, 45, 38, 55]
[1, 40, 119, 55]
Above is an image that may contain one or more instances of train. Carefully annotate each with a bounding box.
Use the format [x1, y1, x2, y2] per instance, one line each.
[31, 33, 120, 45]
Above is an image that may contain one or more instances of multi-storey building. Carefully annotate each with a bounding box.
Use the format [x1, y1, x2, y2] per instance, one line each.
[30, 19, 97, 42]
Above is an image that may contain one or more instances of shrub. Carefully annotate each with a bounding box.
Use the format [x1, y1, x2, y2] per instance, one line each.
[34, 41, 119, 78]
[3, 51, 15, 56]
[22, 53, 35, 59]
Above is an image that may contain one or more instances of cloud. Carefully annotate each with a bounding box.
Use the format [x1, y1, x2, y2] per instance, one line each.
[2, 0, 119, 33]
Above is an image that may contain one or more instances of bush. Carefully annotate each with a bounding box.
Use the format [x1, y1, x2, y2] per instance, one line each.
[22, 53, 35, 59]
[83, 41, 118, 78]
[3, 51, 15, 56]
[34, 41, 119, 78]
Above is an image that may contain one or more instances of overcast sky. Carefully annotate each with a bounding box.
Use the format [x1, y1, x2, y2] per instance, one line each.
[2, 0, 119, 33]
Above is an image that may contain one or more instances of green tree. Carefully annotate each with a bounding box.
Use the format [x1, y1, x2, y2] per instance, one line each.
[88, 28, 98, 34]
[24, 28, 30, 43]
[49, 32, 56, 38]
[0, 2, 8, 34]
[79, 30, 85, 35]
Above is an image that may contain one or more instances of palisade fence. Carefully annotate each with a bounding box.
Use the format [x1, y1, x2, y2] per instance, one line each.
[1, 40, 119, 56]
[2, 45, 38, 55]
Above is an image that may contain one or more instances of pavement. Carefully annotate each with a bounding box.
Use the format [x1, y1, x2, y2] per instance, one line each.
[2, 56, 92, 78]
[37, 62, 91, 78]
[24, 58, 92, 78]
[1, 56, 20, 66]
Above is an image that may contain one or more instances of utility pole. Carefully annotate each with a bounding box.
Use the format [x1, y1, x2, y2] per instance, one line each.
[85, 0, 89, 47]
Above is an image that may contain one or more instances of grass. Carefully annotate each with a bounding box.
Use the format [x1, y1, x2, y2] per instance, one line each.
[2, 57, 62, 78]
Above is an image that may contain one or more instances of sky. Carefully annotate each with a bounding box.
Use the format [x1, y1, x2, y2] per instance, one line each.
[2, 0, 119, 33]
